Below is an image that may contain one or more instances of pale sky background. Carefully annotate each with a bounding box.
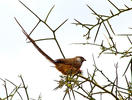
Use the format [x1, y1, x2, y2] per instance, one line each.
[0, 0, 132, 100]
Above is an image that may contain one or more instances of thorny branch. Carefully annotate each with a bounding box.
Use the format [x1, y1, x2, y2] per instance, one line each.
[18, 0, 67, 59]
[0, 76, 30, 100]
[73, 0, 132, 59]
[73, 1, 132, 41]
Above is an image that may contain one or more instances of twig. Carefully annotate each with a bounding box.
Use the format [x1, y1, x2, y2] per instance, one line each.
[19, 75, 30, 100]
[123, 58, 132, 76]
[5, 79, 23, 100]
[115, 63, 118, 98]
[78, 75, 119, 100]
[4, 81, 9, 100]
[27, 20, 41, 39]
[44, 5, 55, 22]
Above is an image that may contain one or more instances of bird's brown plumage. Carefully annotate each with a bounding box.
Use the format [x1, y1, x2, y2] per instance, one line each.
[55, 57, 86, 74]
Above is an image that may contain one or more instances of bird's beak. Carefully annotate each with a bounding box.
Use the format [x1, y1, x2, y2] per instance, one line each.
[83, 58, 86, 61]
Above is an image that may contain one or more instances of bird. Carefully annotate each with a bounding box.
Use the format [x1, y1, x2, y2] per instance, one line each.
[21, 30, 86, 75]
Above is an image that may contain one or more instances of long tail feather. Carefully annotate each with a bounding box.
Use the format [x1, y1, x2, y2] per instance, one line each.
[15, 17, 56, 65]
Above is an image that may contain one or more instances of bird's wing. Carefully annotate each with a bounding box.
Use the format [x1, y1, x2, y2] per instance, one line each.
[55, 58, 76, 65]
